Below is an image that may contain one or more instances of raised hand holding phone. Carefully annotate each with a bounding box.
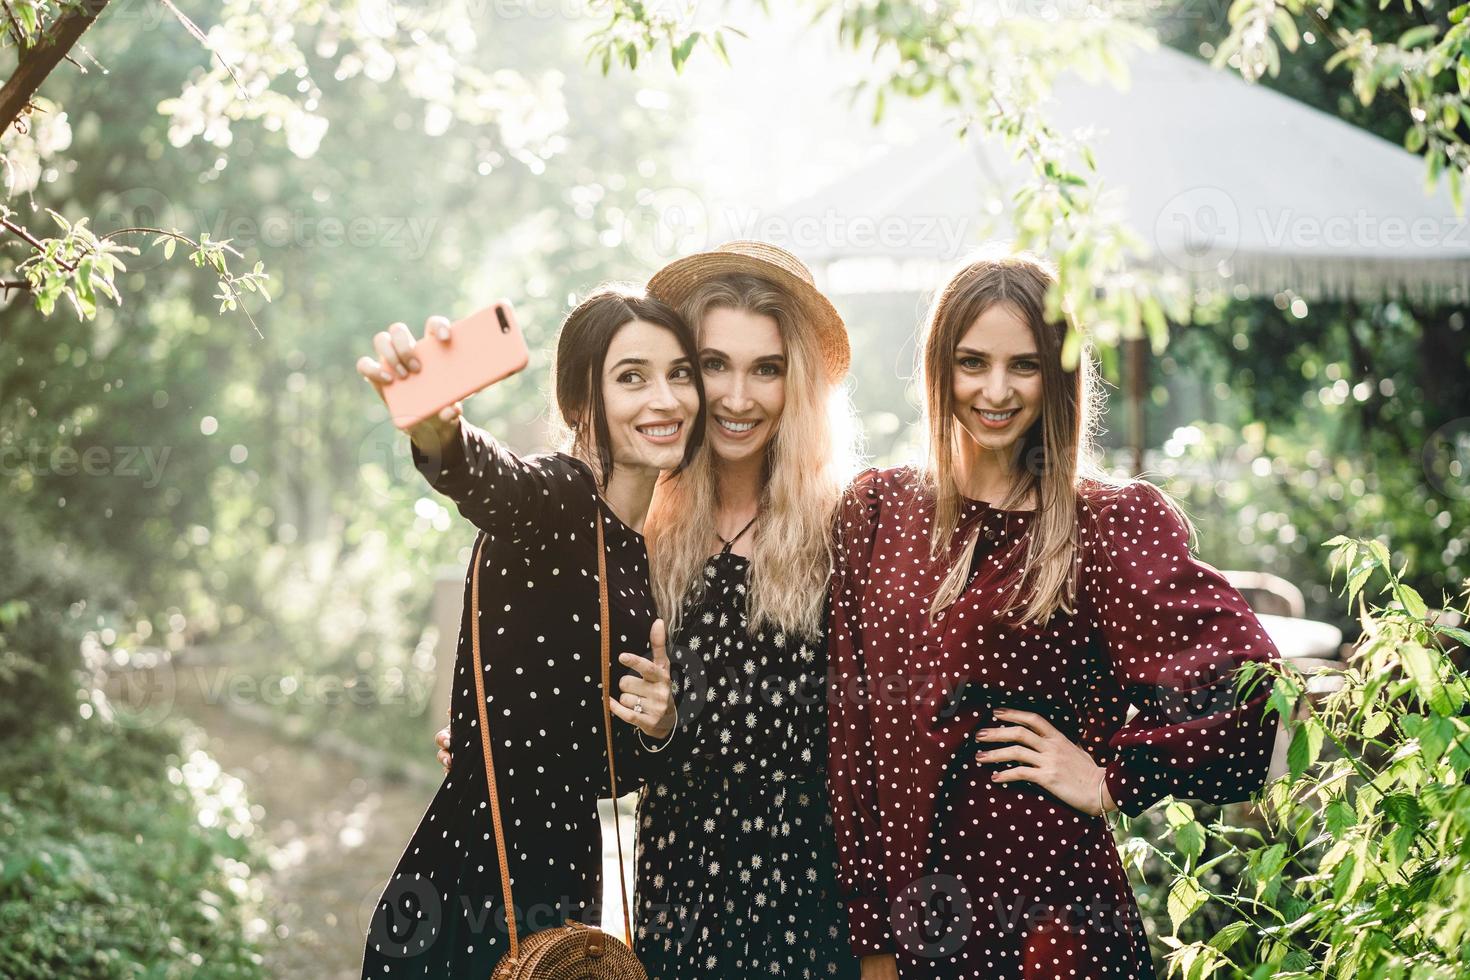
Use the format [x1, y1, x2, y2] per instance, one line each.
[356, 301, 529, 454]
[356, 316, 461, 454]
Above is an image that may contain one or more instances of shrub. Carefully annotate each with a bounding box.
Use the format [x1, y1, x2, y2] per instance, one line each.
[1131, 535, 1470, 978]
[0, 715, 269, 979]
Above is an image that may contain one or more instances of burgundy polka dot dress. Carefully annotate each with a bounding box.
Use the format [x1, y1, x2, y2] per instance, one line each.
[825, 467, 1280, 978]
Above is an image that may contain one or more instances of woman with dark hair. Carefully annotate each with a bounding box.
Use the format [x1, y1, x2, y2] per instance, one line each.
[826, 251, 1280, 979]
[355, 285, 705, 979]
[430, 245, 866, 979]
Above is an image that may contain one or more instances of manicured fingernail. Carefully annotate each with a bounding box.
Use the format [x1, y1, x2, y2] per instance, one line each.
[396, 365, 407, 377]
[409, 359, 420, 371]
[380, 371, 393, 383]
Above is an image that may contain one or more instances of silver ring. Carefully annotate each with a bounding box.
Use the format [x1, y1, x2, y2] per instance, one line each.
[635, 697, 644, 714]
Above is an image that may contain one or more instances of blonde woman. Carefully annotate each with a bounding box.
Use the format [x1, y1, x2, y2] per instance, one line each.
[826, 252, 1280, 979]
[634, 242, 863, 979]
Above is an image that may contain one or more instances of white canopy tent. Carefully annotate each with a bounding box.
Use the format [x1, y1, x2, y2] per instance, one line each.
[763, 43, 1470, 306]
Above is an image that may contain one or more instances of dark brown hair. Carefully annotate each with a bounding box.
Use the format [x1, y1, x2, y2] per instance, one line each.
[552, 285, 706, 487]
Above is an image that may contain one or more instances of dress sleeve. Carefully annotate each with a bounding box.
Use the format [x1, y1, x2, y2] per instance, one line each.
[825, 469, 897, 957]
[409, 418, 564, 536]
[1086, 480, 1281, 819]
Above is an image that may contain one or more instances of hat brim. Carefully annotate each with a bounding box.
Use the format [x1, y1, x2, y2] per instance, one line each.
[647, 251, 851, 384]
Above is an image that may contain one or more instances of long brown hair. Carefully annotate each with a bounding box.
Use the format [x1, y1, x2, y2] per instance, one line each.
[549, 284, 706, 487]
[920, 251, 1110, 625]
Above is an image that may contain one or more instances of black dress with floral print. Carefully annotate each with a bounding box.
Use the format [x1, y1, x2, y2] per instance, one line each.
[632, 536, 861, 979]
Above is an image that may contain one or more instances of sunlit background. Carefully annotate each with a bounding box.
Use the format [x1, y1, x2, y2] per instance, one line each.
[3, 0, 1468, 977]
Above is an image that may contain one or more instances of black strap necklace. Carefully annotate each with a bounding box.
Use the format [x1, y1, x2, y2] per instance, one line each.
[716, 513, 759, 553]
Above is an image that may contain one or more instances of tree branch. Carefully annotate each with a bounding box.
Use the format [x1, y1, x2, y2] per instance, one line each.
[0, 213, 73, 270]
[0, 0, 113, 136]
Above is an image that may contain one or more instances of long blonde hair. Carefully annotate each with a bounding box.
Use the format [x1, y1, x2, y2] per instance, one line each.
[646, 274, 858, 639]
[920, 251, 1115, 625]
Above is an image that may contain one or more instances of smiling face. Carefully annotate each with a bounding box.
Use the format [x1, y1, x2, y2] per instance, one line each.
[698, 306, 787, 466]
[951, 301, 1044, 457]
[600, 318, 701, 475]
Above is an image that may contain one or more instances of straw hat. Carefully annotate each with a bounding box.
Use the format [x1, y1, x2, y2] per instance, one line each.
[647, 240, 850, 384]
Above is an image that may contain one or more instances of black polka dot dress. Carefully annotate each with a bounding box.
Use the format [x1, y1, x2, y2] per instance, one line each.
[360, 420, 659, 979]
[632, 534, 862, 979]
[826, 467, 1280, 978]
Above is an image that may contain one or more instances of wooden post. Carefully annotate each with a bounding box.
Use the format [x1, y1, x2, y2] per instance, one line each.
[1127, 336, 1147, 476]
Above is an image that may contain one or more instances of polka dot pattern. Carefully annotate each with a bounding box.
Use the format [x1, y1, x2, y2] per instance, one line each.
[360, 422, 659, 978]
[632, 543, 861, 978]
[825, 467, 1280, 977]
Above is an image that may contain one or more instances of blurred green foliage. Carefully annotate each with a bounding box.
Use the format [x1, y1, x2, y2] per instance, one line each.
[0, 716, 268, 979]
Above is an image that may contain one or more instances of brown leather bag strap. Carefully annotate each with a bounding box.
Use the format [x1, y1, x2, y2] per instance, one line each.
[468, 513, 636, 963]
[469, 533, 520, 957]
[597, 515, 636, 949]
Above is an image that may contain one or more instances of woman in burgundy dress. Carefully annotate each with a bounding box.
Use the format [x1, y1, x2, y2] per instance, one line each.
[826, 252, 1280, 979]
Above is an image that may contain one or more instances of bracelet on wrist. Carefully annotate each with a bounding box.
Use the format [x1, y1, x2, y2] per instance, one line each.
[1098, 769, 1120, 830]
[639, 703, 678, 753]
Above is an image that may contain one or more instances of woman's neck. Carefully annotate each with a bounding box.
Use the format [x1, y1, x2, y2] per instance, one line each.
[600, 462, 660, 535]
[954, 437, 1026, 504]
[715, 451, 764, 519]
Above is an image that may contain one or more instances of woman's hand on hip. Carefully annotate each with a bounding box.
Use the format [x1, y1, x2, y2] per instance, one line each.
[434, 724, 452, 772]
[859, 953, 899, 980]
[973, 707, 1117, 816]
[609, 618, 675, 740]
[355, 315, 463, 454]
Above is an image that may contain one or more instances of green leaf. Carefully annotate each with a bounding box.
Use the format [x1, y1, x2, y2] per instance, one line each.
[1286, 720, 1322, 778]
[1175, 820, 1206, 863]
[1208, 919, 1250, 952]
[1165, 800, 1196, 828]
[1271, 9, 1299, 51]
[1400, 644, 1438, 703]
[1324, 797, 1355, 837]
[1381, 793, 1425, 831]
[671, 31, 700, 71]
[1362, 710, 1390, 739]
[1346, 561, 1375, 604]
[1394, 582, 1428, 620]
[1430, 624, 1470, 646]
[1168, 874, 1206, 932]
[711, 30, 731, 66]
[1398, 24, 1439, 47]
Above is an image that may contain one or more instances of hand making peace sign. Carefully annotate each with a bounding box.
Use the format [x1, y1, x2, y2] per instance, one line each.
[609, 618, 676, 742]
[433, 617, 677, 773]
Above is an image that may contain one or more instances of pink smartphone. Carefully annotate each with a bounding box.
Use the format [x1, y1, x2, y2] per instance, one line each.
[378, 300, 530, 431]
